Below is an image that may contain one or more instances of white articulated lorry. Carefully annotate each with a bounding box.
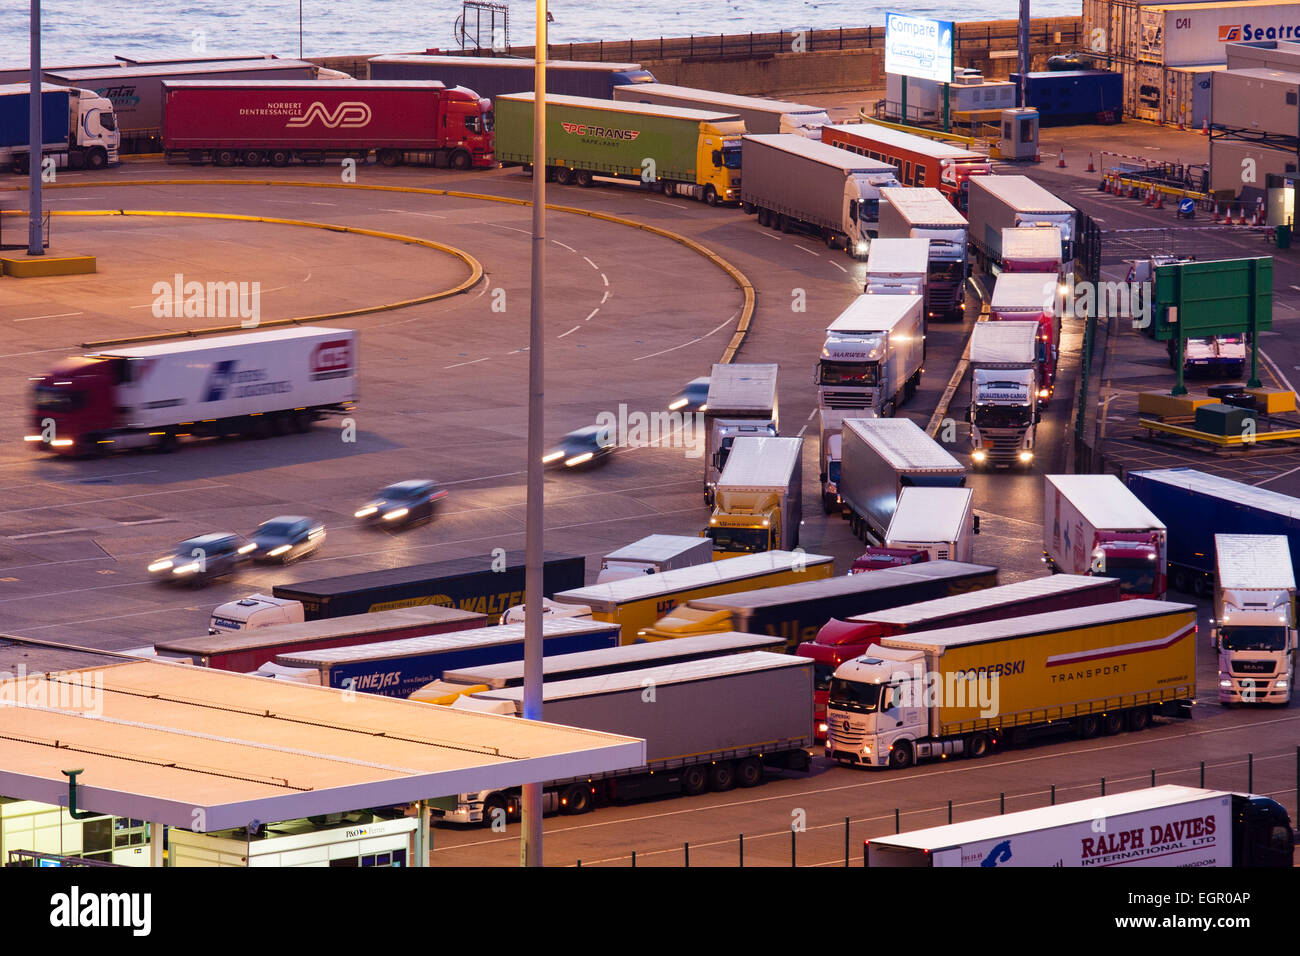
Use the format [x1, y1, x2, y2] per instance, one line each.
[707, 436, 803, 557]
[26, 327, 358, 456]
[613, 83, 830, 136]
[703, 362, 779, 505]
[864, 237, 930, 301]
[876, 187, 969, 320]
[968, 321, 1040, 469]
[967, 174, 1075, 269]
[885, 486, 977, 563]
[866, 786, 1294, 867]
[1212, 533, 1297, 706]
[838, 417, 967, 546]
[740, 133, 899, 257]
[433, 651, 814, 823]
[817, 294, 924, 416]
[596, 534, 715, 584]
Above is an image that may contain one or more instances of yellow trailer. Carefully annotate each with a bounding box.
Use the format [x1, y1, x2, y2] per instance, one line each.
[826, 598, 1197, 769]
[553, 550, 833, 644]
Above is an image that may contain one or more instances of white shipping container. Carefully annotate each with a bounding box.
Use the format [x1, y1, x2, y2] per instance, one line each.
[885, 486, 975, 562]
[1163, 63, 1223, 125]
[1141, 1, 1300, 68]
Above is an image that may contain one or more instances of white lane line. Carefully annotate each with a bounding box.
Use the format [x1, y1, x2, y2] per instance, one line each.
[794, 244, 821, 257]
[828, 260, 848, 273]
[761, 232, 781, 240]
[0, 484, 230, 517]
[7, 528, 92, 540]
[584, 309, 599, 322]
[444, 356, 491, 369]
[601, 273, 609, 287]
[306, 201, 337, 206]
[552, 240, 577, 252]
[117, 517, 174, 526]
[1260, 346, 1297, 394]
[796, 424, 808, 438]
[485, 222, 531, 235]
[12, 311, 83, 322]
[646, 199, 687, 209]
[1255, 463, 1300, 487]
[582, 256, 599, 270]
[633, 312, 738, 362]
[806, 408, 818, 420]
[600, 291, 611, 305]
[558, 325, 580, 338]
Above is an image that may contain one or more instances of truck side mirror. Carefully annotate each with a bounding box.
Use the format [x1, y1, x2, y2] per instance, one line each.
[973, 514, 981, 535]
[819, 471, 827, 482]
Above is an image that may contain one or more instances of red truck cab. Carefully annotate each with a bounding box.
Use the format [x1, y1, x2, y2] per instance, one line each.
[1091, 532, 1166, 600]
[850, 547, 930, 573]
[797, 618, 899, 741]
[26, 355, 121, 456]
[445, 85, 495, 167]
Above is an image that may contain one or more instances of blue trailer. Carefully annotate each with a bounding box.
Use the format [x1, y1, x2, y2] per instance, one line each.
[1126, 468, 1300, 595]
[270, 617, 622, 698]
[0, 84, 69, 168]
[367, 55, 655, 102]
[1011, 70, 1122, 125]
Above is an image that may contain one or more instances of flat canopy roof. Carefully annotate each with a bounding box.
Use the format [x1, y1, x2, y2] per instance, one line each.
[0, 655, 643, 831]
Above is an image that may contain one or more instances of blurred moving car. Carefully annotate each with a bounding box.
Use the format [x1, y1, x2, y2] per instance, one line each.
[147, 532, 252, 585]
[354, 479, 448, 528]
[668, 376, 710, 413]
[500, 596, 593, 625]
[542, 425, 617, 469]
[246, 515, 326, 563]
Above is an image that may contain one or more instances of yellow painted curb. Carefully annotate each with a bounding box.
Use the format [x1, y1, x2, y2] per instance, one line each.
[1, 254, 96, 277]
[8, 177, 757, 363]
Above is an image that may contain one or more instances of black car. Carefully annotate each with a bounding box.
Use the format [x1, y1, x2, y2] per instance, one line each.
[246, 515, 327, 564]
[354, 479, 448, 528]
[542, 426, 617, 470]
[668, 376, 710, 413]
[147, 532, 252, 586]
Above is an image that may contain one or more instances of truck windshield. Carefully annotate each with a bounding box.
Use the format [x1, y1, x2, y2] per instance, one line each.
[34, 386, 84, 412]
[707, 527, 769, 554]
[1104, 557, 1157, 596]
[464, 114, 481, 133]
[721, 145, 742, 169]
[928, 261, 964, 282]
[829, 677, 881, 713]
[819, 362, 878, 386]
[1220, 626, 1288, 652]
[858, 199, 879, 223]
[973, 403, 1032, 428]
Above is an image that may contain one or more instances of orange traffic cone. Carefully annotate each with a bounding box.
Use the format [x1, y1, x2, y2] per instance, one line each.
[1235, 205, 1247, 225]
[1213, 202, 1223, 223]
[1201, 118, 1209, 135]
[1144, 187, 1154, 206]
[1034, 148, 1041, 164]
[1176, 114, 1185, 131]
[1154, 191, 1164, 210]
[1087, 153, 1095, 173]
[1057, 149, 1066, 168]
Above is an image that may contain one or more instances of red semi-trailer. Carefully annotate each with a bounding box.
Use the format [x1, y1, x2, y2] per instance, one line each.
[161, 79, 494, 169]
[800, 574, 1120, 741]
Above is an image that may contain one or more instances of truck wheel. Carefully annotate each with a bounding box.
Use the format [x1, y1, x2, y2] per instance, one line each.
[154, 431, 179, 454]
[682, 765, 708, 796]
[709, 761, 736, 792]
[86, 148, 107, 170]
[292, 410, 314, 433]
[1170, 567, 1190, 593]
[825, 232, 839, 250]
[1102, 711, 1125, 735]
[1127, 708, 1151, 732]
[214, 149, 236, 167]
[243, 150, 263, 167]
[778, 214, 792, 234]
[483, 794, 509, 828]
[968, 733, 990, 758]
[270, 411, 293, 436]
[554, 166, 573, 186]
[822, 494, 834, 515]
[703, 185, 718, 206]
[756, 207, 769, 227]
[575, 169, 594, 187]
[888, 741, 914, 769]
[561, 783, 592, 814]
[1076, 714, 1101, 739]
[377, 148, 400, 167]
[735, 756, 763, 788]
[270, 150, 291, 167]
[1192, 575, 1211, 599]
[740, 202, 755, 215]
[450, 149, 472, 170]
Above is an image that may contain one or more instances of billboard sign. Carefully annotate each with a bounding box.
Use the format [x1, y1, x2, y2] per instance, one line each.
[885, 13, 954, 83]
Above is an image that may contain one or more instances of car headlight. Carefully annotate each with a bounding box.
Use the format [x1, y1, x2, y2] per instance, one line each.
[565, 452, 594, 467]
[668, 398, 688, 411]
[147, 559, 173, 573]
[382, 508, 409, 521]
[542, 450, 564, 463]
[237, 543, 257, 554]
[267, 545, 291, 557]
[50, 439, 74, 447]
[354, 505, 378, 518]
[172, 562, 200, 575]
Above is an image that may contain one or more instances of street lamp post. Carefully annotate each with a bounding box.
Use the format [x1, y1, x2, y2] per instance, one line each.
[521, 0, 547, 868]
[28, 0, 43, 256]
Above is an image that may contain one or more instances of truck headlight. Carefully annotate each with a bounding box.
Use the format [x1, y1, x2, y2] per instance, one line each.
[972, 450, 987, 462]
[1220, 679, 1233, 688]
[855, 242, 868, 254]
[818, 722, 828, 734]
[1018, 450, 1034, 462]
[1277, 680, 1288, 689]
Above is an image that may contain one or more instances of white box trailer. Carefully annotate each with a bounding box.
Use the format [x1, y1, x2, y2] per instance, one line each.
[885, 486, 977, 562]
[817, 295, 925, 415]
[708, 436, 804, 556]
[613, 83, 829, 135]
[969, 321, 1040, 468]
[27, 326, 358, 455]
[865, 238, 930, 297]
[839, 417, 967, 546]
[597, 534, 715, 584]
[1043, 474, 1168, 600]
[740, 133, 899, 257]
[867, 785, 1294, 867]
[1000, 227, 1065, 274]
[703, 362, 779, 501]
[967, 175, 1075, 267]
[1139, 0, 1300, 68]
[436, 651, 814, 822]
[1213, 533, 1297, 705]
[876, 187, 969, 320]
